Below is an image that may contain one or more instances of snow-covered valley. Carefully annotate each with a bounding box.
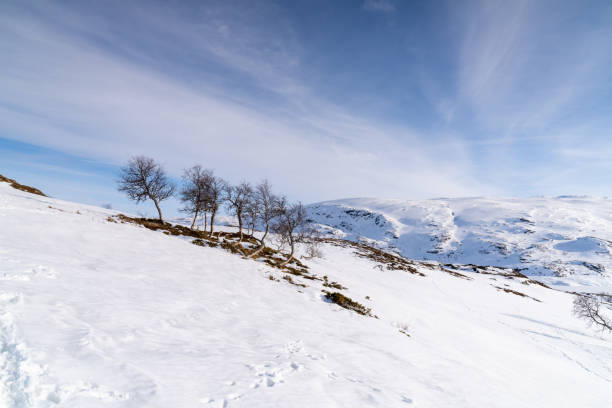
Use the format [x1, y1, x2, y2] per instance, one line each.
[1, 182, 611, 407]
[307, 197, 612, 294]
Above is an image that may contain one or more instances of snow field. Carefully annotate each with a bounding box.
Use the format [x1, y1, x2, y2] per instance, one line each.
[0, 183, 611, 407]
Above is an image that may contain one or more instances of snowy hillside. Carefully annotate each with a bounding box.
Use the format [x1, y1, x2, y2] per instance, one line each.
[1, 182, 612, 407]
[307, 197, 612, 293]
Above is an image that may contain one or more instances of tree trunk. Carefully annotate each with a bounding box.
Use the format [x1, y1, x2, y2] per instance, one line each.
[279, 236, 295, 266]
[203, 211, 207, 232]
[210, 209, 216, 234]
[190, 209, 199, 229]
[247, 225, 269, 259]
[237, 210, 243, 242]
[153, 199, 163, 222]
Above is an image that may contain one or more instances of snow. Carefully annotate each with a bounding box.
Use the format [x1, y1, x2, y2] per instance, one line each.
[307, 197, 612, 293]
[554, 237, 609, 253]
[1, 182, 611, 407]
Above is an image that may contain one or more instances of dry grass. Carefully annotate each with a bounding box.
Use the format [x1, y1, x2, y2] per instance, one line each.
[110, 214, 314, 278]
[0, 174, 46, 196]
[322, 276, 347, 290]
[320, 238, 426, 276]
[323, 291, 373, 316]
[492, 285, 541, 302]
[439, 267, 473, 280]
[442, 263, 550, 287]
[283, 275, 306, 288]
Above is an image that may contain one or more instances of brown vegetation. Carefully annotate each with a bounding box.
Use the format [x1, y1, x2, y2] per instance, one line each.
[492, 285, 541, 302]
[0, 174, 46, 196]
[109, 214, 312, 278]
[321, 238, 425, 276]
[323, 291, 373, 316]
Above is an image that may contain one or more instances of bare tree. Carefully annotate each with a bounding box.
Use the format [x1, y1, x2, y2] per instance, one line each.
[272, 197, 307, 266]
[179, 165, 210, 229]
[225, 182, 253, 242]
[247, 180, 276, 258]
[117, 156, 175, 222]
[573, 294, 612, 332]
[203, 173, 226, 235]
[302, 225, 323, 260]
[245, 198, 259, 237]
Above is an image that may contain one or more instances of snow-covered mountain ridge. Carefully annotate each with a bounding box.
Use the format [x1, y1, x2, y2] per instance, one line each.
[1, 181, 611, 407]
[307, 197, 612, 293]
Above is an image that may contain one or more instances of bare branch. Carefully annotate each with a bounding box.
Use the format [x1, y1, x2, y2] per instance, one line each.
[271, 197, 307, 266]
[246, 180, 277, 258]
[203, 173, 227, 235]
[573, 294, 612, 332]
[225, 181, 253, 243]
[117, 156, 175, 222]
[179, 165, 211, 229]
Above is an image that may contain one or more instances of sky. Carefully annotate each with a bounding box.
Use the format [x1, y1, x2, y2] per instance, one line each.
[1, 0, 612, 216]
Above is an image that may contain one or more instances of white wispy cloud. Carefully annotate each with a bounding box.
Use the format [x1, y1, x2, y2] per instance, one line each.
[456, 0, 612, 135]
[0, 1, 487, 202]
[363, 0, 396, 13]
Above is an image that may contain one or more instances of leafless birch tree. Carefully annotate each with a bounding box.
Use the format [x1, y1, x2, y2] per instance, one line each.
[573, 294, 612, 332]
[117, 156, 175, 222]
[202, 173, 226, 235]
[272, 197, 307, 266]
[247, 180, 276, 258]
[179, 165, 210, 229]
[225, 181, 253, 242]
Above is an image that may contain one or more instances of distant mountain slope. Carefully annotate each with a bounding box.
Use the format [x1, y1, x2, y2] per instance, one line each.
[307, 197, 612, 292]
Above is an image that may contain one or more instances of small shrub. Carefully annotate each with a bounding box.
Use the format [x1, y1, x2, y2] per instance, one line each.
[283, 275, 306, 287]
[192, 239, 207, 247]
[303, 239, 324, 259]
[323, 291, 372, 316]
[390, 321, 410, 337]
[220, 241, 242, 255]
[323, 281, 347, 290]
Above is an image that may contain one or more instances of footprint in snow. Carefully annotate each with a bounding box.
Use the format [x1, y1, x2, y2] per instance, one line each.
[202, 341, 310, 406]
[401, 395, 414, 404]
[0, 265, 57, 281]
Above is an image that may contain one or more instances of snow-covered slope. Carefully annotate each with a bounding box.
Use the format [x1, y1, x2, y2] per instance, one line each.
[307, 197, 612, 293]
[1, 183, 611, 407]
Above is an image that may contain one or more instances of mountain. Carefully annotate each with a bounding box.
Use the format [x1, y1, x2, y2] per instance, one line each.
[1, 181, 611, 407]
[307, 197, 612, 294]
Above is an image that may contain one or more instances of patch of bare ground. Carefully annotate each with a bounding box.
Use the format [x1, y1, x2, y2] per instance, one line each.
[320, 238, 426, 276]
[323, 291, 375, 317]
[283, 275, 306, 288]
[109, 213, 316, 279]
[439, 267, 473, 280]
[492, 285, 541, 302]
[322, 276, 347, 290]
[443, 263, 550, 288]
[0, 174, 46, 196]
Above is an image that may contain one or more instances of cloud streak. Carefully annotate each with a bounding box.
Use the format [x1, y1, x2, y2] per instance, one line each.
[0, 1, 487, 204]
[2, 0, 612, 207]
[363, 0, 396, 13]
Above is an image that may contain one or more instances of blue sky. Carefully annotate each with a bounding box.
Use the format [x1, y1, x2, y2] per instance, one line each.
[1, 0, 612, 216]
